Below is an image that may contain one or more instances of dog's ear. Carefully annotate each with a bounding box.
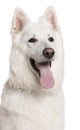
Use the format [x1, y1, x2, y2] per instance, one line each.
[40, 6, 59, 29]
[11, 8, 30, 35]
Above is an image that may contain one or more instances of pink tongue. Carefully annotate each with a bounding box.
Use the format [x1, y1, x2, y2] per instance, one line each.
[39, 64, 55, 89]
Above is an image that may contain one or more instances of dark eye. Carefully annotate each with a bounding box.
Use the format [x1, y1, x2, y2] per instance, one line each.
[28, 38, 38, 43]
[48, 37, 54, 42]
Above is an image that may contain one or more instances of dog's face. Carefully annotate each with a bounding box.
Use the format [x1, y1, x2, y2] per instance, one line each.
[10, 6, 64, 90]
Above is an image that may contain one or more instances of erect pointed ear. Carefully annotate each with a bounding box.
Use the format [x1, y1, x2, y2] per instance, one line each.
[11, 8, 30, 35]
[40, 6, 59, 29]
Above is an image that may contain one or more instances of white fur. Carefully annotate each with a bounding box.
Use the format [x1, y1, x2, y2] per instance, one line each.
[0, 6, 64, 130]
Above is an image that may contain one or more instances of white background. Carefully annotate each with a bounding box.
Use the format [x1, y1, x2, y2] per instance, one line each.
[0, 0, 80, 130]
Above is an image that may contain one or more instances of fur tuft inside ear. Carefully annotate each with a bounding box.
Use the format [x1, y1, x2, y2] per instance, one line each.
[40, 6, 59, 29]
[11, 8, 30, 35]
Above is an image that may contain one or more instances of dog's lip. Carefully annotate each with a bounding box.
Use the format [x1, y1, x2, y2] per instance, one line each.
[30, 58, 40, 76]
[30, 58, 51, 77]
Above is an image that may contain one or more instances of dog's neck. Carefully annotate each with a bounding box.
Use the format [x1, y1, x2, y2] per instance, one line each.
[1, 80, 62, 119]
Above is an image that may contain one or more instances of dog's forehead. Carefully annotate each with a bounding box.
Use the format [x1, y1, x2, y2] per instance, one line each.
[24, 21, 53, 36]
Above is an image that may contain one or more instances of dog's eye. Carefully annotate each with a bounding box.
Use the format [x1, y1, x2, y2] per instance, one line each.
[48, 37, 54, 42]
[28, 38, 38, 43]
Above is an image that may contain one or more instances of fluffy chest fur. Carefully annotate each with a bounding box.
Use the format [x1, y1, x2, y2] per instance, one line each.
[1, 87, 64, 130]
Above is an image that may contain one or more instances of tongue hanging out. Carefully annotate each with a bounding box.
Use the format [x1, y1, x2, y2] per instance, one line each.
[37, 62, 55, 89]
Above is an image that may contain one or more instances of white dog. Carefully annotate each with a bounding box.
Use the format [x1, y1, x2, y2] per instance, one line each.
[0, 6, 64, 130]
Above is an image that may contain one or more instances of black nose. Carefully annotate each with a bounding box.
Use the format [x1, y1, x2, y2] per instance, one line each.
[43, 48, 55, 59]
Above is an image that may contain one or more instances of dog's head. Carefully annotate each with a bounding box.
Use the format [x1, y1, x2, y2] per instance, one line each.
[10, 6, 64, 91]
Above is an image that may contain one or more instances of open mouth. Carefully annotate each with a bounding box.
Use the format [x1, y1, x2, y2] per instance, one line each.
[30, 58, 51, 77]
[30, 58, 55, 89]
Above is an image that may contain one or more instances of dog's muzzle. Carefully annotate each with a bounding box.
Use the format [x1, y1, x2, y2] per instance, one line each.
[29, 48, 55, 89]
